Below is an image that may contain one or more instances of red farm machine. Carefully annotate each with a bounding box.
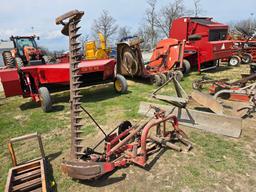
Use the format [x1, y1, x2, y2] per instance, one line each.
[56, 10, 192, 181]
[169, 17, 243, 72]
[116, 36, 188, 86]
[0, 32, 128, 113]
[2, 35, 54, 68]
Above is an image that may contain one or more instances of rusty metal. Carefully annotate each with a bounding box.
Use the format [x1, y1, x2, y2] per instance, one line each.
[146, 76, 242, 137]
[5, 133, 48, 192]
[56, 10, 84, 159]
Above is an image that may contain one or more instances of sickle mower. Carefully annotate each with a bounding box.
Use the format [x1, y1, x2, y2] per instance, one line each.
[116, 36, 186, 86]
[56, 10, 191, 181]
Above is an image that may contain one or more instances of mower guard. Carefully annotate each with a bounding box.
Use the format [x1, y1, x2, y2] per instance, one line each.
[139, 102, 242, 138]
[61, 160, 115, 180]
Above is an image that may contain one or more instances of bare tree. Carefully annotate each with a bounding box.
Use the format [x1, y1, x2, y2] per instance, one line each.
[145, 0, 159, 49]
[154, 0, 191, 38]
[118, 26, 131, 41]
[234, 18, 256, 38]
[193, 0, 203, 17]
[79, 33, 89, 54]
[91, 10, 118, 42]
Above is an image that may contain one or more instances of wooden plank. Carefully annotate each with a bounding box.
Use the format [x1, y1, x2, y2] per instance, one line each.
[13, 169, 41, 183]
[12, 177, 41, 191]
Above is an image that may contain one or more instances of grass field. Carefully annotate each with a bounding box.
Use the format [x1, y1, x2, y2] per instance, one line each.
[0, 64, 256, 192]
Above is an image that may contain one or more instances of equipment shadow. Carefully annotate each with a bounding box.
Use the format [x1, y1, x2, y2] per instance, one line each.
[79, 170, 127, 187]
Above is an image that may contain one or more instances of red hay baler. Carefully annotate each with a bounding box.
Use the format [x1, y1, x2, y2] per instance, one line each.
[170, 17, 240, 72]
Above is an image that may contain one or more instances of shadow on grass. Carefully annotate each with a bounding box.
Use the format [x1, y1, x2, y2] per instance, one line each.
[203, 65, 233, 73]
[19, 84, 131, 112]
[46, 151, 62, 192]
[80, 171, 127, 187]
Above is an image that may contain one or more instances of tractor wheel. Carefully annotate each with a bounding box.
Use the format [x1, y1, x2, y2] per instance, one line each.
[43, 55, 55, 64]
[192, 81, 202, 90]
[2, 51, 15, 68]
[228, 55, 241, 67]
[241, 53, 253, 64]
[15, 57, 24, 69]
[182, 59, 191, 74]
[159, 73, 167, 85]
[38, 87, 52, 112]
[174, 70, 183, 82]
[151, 74, 162, 86]
[114, 74, 128, 94]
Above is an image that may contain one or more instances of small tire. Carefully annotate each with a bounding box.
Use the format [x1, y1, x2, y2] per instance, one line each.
[159, 73, 167, 85]
[228, 55, 241, 66]
[2, 51, 15, 68]
[15, 57, 24, 69]
[114, 74, 128, 94]
[182, 59, 191, 74]
[192, 81, 202, 90]
[174, 70, 183, 81]
[151, 74, 162, 86]
[38, 87, 52, 112]
[241, 53, 253, 64]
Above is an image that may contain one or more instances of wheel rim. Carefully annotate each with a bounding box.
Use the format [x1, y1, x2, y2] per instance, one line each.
[115, 79, 123, 92]
[242, 56, 250, 63]
[230, 58, 238, 66]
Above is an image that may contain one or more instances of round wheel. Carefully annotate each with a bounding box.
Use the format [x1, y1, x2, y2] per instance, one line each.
[182, 59, 191, 74]
[38, 87, 52, 112]
[15, 57, 24, 69]
[192, 81, 202, 90]
[241, 53, 253, 64]
[122, 47, 138, 76]
[150, 74, 162, 86]
[159, 73, 167, 85]
[114, 74, 128, 94]
[174, 70, 183, 81]
[2, 51, 15, 68]
[228, 55, 241, 66]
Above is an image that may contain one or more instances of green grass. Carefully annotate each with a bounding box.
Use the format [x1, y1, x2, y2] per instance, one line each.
[0, 64, 256, 191]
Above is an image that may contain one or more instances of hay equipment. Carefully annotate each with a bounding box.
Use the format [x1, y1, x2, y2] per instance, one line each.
[139, 74, 242, 138]
[116, 36, 186, 86]
[56, 10, 191, 181]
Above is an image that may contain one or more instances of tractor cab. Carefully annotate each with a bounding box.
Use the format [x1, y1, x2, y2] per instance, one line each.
[10, 36, 44, 66]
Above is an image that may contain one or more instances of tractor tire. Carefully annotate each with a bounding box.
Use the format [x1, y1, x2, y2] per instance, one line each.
[151, 74, 162, 86]
[43, 55, 55, 64]
[192, 81, 202, 90]
[114, 74, 128, 94]
[38, 87, 52, 112]
[2, 51, 15, 68]
[174, 70, 184, 82]
[241, 53, 253, 64]
[182, 59, 191, 74]
[159, 73, 167, 85]
[15, 57, 24, 69]
[228, 55, 241, 67]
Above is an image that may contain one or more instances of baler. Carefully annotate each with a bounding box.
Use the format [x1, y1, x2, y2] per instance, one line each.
[169, 17, 240, 72]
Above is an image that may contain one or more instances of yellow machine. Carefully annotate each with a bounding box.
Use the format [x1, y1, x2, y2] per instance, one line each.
[85, 32, 110, 60]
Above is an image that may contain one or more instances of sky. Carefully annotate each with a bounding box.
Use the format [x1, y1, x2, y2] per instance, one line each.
[0, 0, 255, 51]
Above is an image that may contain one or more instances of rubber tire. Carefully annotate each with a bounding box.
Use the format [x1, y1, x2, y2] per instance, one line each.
[15, 57, 24, 69]
[182, 59, 191, 74]
[114, 74, 128, 94]
[241, 53, 253, 64]
[38, 87, 52, 112]
[174, 70, 184, 82]
[2, 51, 15, 68]
[228, 55, 241, 67]
[159, 73, 167, 85]
[151, 74, 162, 86]
[43, 55, 55, 64]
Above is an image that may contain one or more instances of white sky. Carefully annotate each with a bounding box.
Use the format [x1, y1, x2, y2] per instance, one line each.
[0, 0, 255, 50]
